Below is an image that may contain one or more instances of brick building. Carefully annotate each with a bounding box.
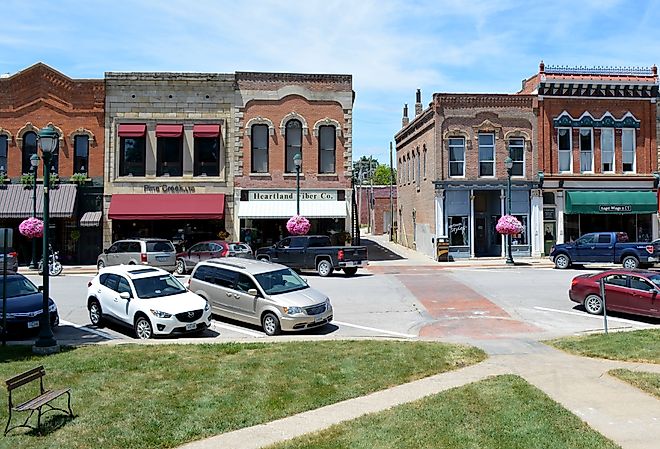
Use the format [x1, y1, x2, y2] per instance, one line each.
[525, 63, 659, 250]
[395, 89, 539, 259]
[356, 185, 397, 235]
[0, 63, 104, 264]
[233, 72, 354, 247]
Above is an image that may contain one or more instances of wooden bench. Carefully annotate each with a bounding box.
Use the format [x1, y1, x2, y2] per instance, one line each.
[4, 366, 73, 435]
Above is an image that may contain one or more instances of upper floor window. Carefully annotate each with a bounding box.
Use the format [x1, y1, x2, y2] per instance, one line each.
[478, 133, 494, 177]
[251, 124, 269, 173]
[558, 128, 572, 172]
[50, 139, 60, 175]
[408, 154, 412, 183]
[118, 124, 146, 177]
[448, 137, 465, 177]
[74, 135, 89, 174]
[22, 131, 38, 175]
[0, 135, 7, 174]
[579, 129, 593, 173]
[285, 120, 302, 173]
[622, 129, 635, 173]
[508, 138, 525, 176]
[194, 137, 220, 176]
[412, 153, 415, 182]
[416, 150, 421, 187]
[318, 125, 336, 174]
[600, 128, 614, 173]
[156, 124, 183, 177]
[423, 146, 427, 178]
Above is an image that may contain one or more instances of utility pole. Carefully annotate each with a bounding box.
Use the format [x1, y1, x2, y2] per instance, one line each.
[389, 141, 394, 241]
[369, 155, 374, 234]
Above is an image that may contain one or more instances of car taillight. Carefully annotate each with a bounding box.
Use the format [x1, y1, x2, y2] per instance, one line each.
[185, 278, 191, 289]
[646, 245, 654, 254]
[338, 249, 344, 261]
[141, 253, 147, 263]
[7, 252, 17, 258]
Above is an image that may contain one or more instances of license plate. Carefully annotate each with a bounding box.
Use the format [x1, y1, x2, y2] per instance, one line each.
[156, 256, 168, 262]
[28, 320, 40, 329]
[314, 315, 324, 323]
[185, 323, 196, 331]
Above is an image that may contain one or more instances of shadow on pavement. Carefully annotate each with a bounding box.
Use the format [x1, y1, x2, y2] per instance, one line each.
[359, 238, 405, 261]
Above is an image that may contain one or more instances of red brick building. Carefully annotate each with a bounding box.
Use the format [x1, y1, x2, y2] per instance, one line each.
[0, 63, 104, 264]
[524, 63, 659, 249]
[234, 72, 354, 247]
[356, 185, 397, 235]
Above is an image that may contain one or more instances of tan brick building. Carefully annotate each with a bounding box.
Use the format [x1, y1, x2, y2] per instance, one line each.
[0, 63, 104, 264]
[233, 72, 354, 247]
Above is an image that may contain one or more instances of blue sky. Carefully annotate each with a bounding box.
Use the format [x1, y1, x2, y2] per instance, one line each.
[1, 0, 659, 164]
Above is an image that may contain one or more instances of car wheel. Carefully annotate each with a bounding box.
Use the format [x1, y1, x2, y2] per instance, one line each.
[584, 294, 604, 315]
[343, 267, 358, 277]
[97, 260, 105, 270]
[622, 256, 639, 269]
[89, 299, 104, 327]
[175, 259, 186, 275]
[554, 254, 571, 269]
[317, 259, 333, 277]
[134, 315, 153, 339]
[262, 312, 281, 336]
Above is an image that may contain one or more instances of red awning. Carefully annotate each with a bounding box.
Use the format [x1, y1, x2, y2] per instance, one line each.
[193, 124, 221, 138]
[156, 124, 183, 138]
[118, 124, 146, 137]
[108, 194, 225, 220]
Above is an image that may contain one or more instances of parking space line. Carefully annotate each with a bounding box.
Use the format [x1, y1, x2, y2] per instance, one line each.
[59, 319, 117, 339]
[533, 307, 653, 325]
[211, 320, 265, 337]
[333, 320, 416, 338]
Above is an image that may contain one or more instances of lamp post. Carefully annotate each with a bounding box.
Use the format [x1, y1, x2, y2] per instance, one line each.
[33, 124, 59, 354]
[293, 153, 302, 215]
[29, 154, 40, 269]
[504, 156, 514, 265]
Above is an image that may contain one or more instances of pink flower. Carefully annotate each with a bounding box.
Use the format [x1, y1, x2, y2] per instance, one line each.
[19, 217, 44, 239]
[286, 215, 311, 235]
[496, 215, 524, 235]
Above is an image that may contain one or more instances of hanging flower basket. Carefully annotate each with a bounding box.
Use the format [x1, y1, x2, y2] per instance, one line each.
[286, 215, 311, 236]
[496, 214, 524, 236]
[19, 217, 44, 239]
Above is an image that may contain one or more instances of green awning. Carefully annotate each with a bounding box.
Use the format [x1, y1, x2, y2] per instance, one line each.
[565, 191, 658, 214]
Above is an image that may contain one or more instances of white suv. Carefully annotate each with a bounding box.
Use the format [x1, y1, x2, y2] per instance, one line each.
[87, 266, 211, 339]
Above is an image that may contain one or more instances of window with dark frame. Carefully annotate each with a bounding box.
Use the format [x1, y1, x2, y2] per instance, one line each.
[251, 124, 269, 173]
[508, 138, 525, 176]
[50, 138, 60, 175]
[74, 135, 89, 174]
[622, 128, 635, 173]
[22, 131, 38, 175]
[478, 133, 495, 177]
[448, 137, 465, 177]
[194, 137, 220, 176]
[285, 119, 302, 173]
[0, 135, 7, 173]
[558, 128, 571, 172]
[601, 128, 614, 172]
[318, 125, 336, 174]
[119, 136, 146, 177]
[157, 136, 183, 176]
[579, 129, 593, 173]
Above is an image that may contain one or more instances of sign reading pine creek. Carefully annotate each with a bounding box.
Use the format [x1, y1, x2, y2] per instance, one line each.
[599, 205, 632, 213]
[248, 190, 338, 201]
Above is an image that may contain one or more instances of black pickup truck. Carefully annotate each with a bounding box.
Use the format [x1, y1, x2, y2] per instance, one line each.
[255, 235, 368, 277]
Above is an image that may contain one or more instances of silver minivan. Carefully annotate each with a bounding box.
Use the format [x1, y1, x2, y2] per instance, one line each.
[97, 239, 177, 272]
[187, 258, 333, 336]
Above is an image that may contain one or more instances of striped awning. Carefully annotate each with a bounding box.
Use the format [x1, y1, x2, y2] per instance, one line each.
[80, 211, 102, 227]
[0, 184, 77, 218]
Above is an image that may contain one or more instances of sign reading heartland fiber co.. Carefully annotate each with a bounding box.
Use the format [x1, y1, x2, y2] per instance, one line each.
[599, 205, 632, 213]
[249, 190, 338, 201]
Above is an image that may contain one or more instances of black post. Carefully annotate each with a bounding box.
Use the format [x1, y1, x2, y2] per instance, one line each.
[30, 166, 38, 269]
[506, 166, 514, 265]
[34, 152, 57, 350]
[2, 230, 7, 346]
[295, 164, 301, 215]
[599, 277, 609, 334]
[389, 142, 394, 241]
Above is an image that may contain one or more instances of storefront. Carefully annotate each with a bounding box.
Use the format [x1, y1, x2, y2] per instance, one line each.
[236, 189, 349, 248]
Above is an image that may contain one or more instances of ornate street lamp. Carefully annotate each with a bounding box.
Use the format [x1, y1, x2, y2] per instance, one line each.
[504, 156, 514, 265]
[29, 154, 40, 269]
[293, 153, 302, 215]
[33, 124, 59, 354]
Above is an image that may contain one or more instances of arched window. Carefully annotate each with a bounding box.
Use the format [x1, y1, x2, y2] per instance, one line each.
[251, 124, 269, 173]
[74, 135, 89, 173]
[22, 131, 38, 175]
[0, 135, 7, 174]
[318, 125, 336, 174]
[285, 119, 302, 173]
[51, 138, 60, 175]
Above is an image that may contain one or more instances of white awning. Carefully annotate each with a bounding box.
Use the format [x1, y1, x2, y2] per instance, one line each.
[238, 201, 347, 218]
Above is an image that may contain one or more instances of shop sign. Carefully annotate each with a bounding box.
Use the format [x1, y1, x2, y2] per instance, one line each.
[599, 205, 631, 213]
[543, 208, 556, 220]
[248, 190, 337, 201]
[143, 185, 196, 194]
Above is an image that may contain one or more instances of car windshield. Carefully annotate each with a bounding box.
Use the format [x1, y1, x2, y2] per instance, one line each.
[254, 268, 308, 295]
[1, 277, 39, 298]
[133, 274, 186, 299]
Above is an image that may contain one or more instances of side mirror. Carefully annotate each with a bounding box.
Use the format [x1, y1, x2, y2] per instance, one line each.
[119, 292, 131, 300]
[652, 289, 659, 295]
[37, 285, 43, 292]
[247, 288, 259, 297]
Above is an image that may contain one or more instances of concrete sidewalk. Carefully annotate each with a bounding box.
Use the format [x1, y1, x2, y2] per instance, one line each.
[19, 265, 97, 275]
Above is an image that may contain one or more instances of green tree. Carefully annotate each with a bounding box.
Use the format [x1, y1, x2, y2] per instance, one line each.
[372, 164, 396, 185]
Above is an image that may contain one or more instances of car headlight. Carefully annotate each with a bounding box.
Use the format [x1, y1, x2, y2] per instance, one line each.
[325, 298, 331, 308]
[283, 306, 304, 315]
[204, 300, 210, 312]
[149, 309, 172, 318]
[48, 304, 57, 313]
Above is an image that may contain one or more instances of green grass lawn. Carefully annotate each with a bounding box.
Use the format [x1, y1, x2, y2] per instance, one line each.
[608, 369, 660, 399]
[0, 340, 485, 449]
[546, 328, 660, 364]
[269, 375, 619, 449]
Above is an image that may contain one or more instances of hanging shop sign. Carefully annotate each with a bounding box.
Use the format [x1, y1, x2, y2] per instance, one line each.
[143, 185, 196, 194]
[248, 190, 338, 201]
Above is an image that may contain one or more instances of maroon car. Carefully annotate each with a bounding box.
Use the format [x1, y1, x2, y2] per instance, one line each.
[175, 240, 229, 275]
[569, 269, 660, 318]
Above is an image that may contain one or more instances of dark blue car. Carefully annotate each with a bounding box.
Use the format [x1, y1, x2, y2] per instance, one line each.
[0, 273, 59, 336]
